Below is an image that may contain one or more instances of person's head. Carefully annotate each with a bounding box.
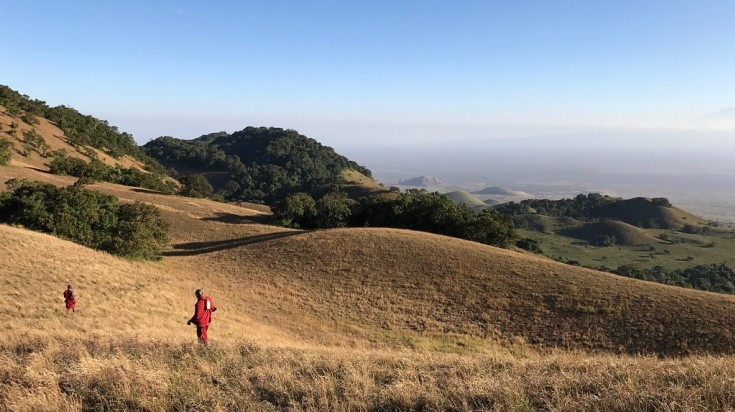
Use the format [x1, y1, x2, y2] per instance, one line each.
[67, 284, 72, 290]
[195, 289, 203, 298]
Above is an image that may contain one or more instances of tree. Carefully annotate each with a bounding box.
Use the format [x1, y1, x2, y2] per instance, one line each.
[0, 179, 169, 260]
[348, 190, 516, 248]
[105, 202, 169, 260]
[0, 138, 12, 165]
[315, 191, 352, 228]
[178, 174, 214, 198]
[271, 192, 317, 228]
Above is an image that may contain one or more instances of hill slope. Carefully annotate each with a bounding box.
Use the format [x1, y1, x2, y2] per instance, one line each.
[561, 219, 660, 246]
[3, 163, 735, 355]
[443, 190, 488, 210]
[596, 197, 706, 229]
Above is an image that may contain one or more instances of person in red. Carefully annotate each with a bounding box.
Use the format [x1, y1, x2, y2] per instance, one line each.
[63, 284, 76, 313]
[187, 289, 217, 344]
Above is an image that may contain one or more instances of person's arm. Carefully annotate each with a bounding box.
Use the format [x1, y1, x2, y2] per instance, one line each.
[187, 303, 198, 325]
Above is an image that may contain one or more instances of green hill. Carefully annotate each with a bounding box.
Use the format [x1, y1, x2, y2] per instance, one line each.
[472, 186, 528, 196]
[595, 197, 706, 229]
[443, 190, 487, 210]
[144, 128, 374, 203]
[561, 219, 660, 246]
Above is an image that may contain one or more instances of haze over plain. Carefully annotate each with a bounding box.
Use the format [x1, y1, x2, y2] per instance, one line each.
[2, 1, 734, 219]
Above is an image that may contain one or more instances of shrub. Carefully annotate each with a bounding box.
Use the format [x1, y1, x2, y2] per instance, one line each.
[0, 179, 169, 259]
[178, 174, 214, 198]
[271, 192, 317, 228]
[0, 138, 12, 165]
[516, 238, 543, 253]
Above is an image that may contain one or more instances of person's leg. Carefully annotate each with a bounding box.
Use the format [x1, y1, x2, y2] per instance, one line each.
[200, 325, 209, 344]
[196, 326, 204, 342]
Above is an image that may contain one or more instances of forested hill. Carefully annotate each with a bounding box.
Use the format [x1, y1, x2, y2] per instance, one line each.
[0, 85, 166, 173]
[144, 127, 373, 203]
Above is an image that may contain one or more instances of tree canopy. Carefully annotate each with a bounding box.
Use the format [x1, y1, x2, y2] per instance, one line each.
[272, 189, 517, 248]
[144, 127, 371, 203]
[0, 179, 169, 260]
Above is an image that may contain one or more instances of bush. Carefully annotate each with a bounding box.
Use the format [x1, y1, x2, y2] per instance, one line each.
[0, 138, 12, 165]
[178, 174, 214, 198]
[271, 192, 317, 228]
[516, 238, 543, 253]
[0, 179, 169, 259]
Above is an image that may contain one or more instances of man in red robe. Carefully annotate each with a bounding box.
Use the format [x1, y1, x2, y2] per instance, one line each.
[187, 289, 217, 344]
[63, 284, 76, 313]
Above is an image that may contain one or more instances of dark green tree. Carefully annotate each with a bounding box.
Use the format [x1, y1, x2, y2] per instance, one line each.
[271, 192, 317, 228]
[314, 190, 352, 228]
[0, 179, 169, 259]
[178, 174, 214, 198]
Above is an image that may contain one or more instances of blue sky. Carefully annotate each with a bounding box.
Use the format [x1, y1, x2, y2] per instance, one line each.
[2, 1, 734, 145]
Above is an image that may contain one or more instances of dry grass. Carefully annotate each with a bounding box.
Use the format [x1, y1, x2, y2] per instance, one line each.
[3, 337, 735, 411]
[4, 123, 735, 408]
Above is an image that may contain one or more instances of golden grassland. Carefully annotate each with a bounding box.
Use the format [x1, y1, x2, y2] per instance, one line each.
[4, 114, 735, 409]
[4, 195, 735, 410]
[5, 335, 735, 411]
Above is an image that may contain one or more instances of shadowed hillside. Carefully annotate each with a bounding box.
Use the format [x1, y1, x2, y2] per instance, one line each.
[595, 197, 706, 229]
[561, 220, 660, 246]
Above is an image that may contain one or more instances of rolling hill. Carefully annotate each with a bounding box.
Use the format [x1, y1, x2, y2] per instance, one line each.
[472, 186, 529, 196]
[595, 197, 706, 229]
[443, 190, 488, 210]
[561, 219, 660, 246]
[3, 160, 735, 356]
[4, 90, 735, 410]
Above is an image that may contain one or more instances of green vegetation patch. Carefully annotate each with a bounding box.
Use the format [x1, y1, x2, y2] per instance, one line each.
[0, 179, 169, 259]
[273, 188, 517, 248]
[144, 127, 372, 203]
[49, 155, 175, 194]
[0, 138, 11, 165]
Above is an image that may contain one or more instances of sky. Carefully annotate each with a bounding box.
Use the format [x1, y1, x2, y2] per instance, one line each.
[2, 1, 735, 146]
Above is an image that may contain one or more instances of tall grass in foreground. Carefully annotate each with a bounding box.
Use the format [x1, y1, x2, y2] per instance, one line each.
[3, 336, 735, 411]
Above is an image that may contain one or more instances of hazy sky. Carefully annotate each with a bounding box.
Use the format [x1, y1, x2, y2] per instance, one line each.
[2, 1, 735, 146]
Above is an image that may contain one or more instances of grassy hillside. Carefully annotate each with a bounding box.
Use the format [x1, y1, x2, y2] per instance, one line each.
[3, 164, 735, 355]
[506, 194, 735, 293]
[0, 104, 149, 172]
[444, 190, 488, 210]
[4, 163, 735, 408]
[596, 197, 706, 229]
[0, 85, 165, 170]
[561, 219, 660, 246]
